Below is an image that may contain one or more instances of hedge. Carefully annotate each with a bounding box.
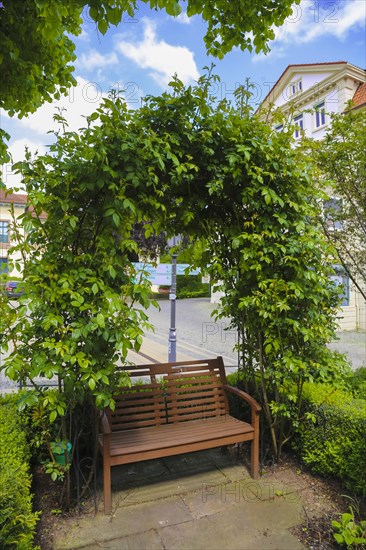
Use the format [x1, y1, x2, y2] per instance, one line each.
[0, 393, 39, 549]
[294, 382, 366, 496]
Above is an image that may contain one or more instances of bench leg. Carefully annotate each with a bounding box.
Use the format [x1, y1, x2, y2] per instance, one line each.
[251, 434, 259, 479]
[103, 457, 112, 515]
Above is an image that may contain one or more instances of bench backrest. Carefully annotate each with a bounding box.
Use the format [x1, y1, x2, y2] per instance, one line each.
[107, 357, 229, 431]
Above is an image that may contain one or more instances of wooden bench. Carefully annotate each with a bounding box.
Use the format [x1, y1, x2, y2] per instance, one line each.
[98, 357, 261, 514]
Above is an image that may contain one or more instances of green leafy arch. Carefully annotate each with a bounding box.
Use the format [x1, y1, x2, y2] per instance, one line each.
[2, 73, 348, 460]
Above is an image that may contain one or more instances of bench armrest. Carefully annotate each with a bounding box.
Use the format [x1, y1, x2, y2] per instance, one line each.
[223, 385, 261, 415]
[100, 410, 112, 434]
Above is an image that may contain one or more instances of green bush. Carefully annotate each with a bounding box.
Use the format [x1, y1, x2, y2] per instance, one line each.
[347, 366, 366, 399]
[0, 393, 39, 549]
[294, 382, 366, 496]
[176, 274, 210, 299]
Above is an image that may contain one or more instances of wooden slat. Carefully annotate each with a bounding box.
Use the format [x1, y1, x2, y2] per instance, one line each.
[165, 380, 222, 392]
[165, 398, 225, 412]
[167, 409, 226, 423]
[114, 386, 163, 398]
[110, 402, 166, 416]
[113, 395, 164, 408]
[105, 415, 253, 457]
[165, 395, 225, 407]
[110, 359, 230, 428]
[166, 388, 224, 401]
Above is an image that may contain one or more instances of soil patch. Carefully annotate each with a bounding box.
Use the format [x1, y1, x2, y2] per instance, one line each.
[261, 455, 349, 549]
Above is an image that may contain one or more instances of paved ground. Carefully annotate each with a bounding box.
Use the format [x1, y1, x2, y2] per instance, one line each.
[138, 297, 366, 371]
[1, 297, 365, 392]
[53, 448, 306, 550]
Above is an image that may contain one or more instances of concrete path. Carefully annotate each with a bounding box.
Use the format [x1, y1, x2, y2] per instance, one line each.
[53, 448, 305, 550]
[1, 298, 365, 392]
[137, 297, 366, 371]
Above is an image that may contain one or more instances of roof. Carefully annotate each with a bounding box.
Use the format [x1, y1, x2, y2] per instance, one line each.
[0, 189, 47, 218]
[259, 61, 348, 108]
[0, 189, 28, 205]
[352, 82, 366, 109]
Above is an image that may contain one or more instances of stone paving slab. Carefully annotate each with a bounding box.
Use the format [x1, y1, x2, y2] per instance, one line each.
[53, 449, 306, 550]
[81, 529, 164, 550]
[102, 450, 244, 512]
[158, 500, 304, 550]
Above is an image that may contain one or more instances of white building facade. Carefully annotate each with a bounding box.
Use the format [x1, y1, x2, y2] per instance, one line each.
[258, 62, 366, 331]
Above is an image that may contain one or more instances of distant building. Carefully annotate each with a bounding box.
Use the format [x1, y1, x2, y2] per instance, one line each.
[0, 189, 47, 277]
[0, 190, 28, 276]
[258, 61, 365, 136]
[257, 61, 366, 331]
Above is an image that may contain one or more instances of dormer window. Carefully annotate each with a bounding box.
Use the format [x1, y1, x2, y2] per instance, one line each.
[314, 101, 326, 128]
[289, 79, 303, 97]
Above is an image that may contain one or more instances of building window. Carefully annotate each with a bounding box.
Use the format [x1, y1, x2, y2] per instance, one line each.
[314, 101, 326, 128]
[275, 124, 283, 132]
[0, 221, 9, 243]
[289, 79, 303, 97]
[294, 114, 303, 138]
[323, 198, 342, 230]
[330, 266, 350, 307]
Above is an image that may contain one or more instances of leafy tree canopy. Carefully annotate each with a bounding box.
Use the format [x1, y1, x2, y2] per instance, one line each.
[314, 109, 366, 302]
[0, 0, 299, 118]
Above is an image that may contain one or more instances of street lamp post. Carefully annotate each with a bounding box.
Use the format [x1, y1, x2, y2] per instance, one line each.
[168, 253, 177, 362]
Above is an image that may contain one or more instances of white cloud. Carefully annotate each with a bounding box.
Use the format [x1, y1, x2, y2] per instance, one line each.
[1, 77, 106, 188]
[2, 77, 106, 136]
[2, 138, 47, 189]
[253, 0, 366, 62]
[175, 12, 191, 25]
[77, 28, 91, 42]
[77, 49, 118, 71]
[115, 19, 200, 87]
[252, 45, 287, 64]
[329, 0, 366, 38]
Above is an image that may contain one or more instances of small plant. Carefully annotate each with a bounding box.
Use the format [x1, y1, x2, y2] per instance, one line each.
[44, 440, 72, 481]
[332, 498, 366, 549]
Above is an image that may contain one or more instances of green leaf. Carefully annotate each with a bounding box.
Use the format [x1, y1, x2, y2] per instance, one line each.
[112, 212, 120, 227]
[96, 313, 105, 328]
[166, 2, 182, 16]
[98, 20, 108, 35]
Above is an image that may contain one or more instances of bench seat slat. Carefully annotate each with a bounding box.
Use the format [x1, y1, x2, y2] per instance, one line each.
[102, 415, 253, 457]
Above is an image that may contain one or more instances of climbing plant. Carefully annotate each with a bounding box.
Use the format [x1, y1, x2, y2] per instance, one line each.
[1, 73, 348, 477]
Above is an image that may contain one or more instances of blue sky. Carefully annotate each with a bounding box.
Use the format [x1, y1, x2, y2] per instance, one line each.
[2, 0, 365, 188]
